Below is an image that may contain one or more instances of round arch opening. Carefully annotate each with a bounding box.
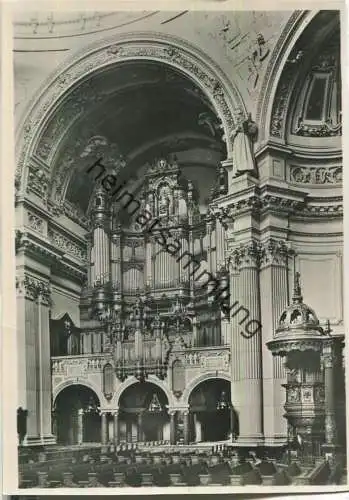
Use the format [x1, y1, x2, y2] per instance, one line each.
[188, 378, 237, 443]
[53, 384, 101, 445]
[119, 381, 169, 443]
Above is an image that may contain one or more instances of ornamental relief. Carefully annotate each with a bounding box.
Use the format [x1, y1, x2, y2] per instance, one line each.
[184, 350, 230, 372]
[52, 356, 105, 375]
[17, 35, 240, 186]
[227, 239, 290, 269]
[289, 165, 342, 185]
[16, 274, 51, 304]
[48, 228, 87, 262]
[27, 211, 45, 234]
[26, 164, 50, 199]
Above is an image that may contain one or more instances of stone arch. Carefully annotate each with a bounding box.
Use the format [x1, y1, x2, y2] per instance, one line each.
[52, 379, 104, 405]
[114, 374, 175, 408]
[181, 371, 231, 405]
[257, 10, 340, 144]
[16, 31, 246, 194]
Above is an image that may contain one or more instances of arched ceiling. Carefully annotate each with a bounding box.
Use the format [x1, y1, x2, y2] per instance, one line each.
[54, 61, 225, 213]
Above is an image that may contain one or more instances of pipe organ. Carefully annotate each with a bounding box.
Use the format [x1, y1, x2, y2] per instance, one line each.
[80, 157, 228, 373]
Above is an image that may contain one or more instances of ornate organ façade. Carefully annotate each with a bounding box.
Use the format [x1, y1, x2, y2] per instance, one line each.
[77, 157, 228, 382]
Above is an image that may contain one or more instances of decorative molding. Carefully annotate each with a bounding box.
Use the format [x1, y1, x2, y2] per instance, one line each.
[268, 339, 324, 356]
[48, 227, 87, 261]
[228, 240, 264, 269]
[295, 121, 342, 138]
[16, 274, 51, 304]
[15, 230, 61, 262]
[260, 238, 294, 267]
[26, 164, 50, 199]
[256, 10, 304, 124]
[289, 165, 342, 185]
[63, 201, 90, 230]
[208, 205, 234, 229]
[27, 211, 45, 233]
[16, 33, 242, 193]
[269, 47, 303, 138]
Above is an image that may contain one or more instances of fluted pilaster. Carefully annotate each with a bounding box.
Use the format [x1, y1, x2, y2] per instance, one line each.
[260, 238, 292, 445]
[16, 275, 55, 445]
[228, 241, 263, 444]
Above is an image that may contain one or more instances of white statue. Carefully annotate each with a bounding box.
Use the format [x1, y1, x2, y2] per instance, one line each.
[229, 109, 258, 179]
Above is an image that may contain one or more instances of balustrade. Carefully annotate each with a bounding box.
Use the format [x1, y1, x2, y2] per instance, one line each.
[51, 354, 105, 374]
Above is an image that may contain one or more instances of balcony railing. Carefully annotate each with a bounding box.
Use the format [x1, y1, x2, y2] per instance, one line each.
[52, 354, 105, 375]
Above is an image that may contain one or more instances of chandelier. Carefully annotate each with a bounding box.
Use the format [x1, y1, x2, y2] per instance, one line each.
[84, 398, 101, 414]
[147, 393, 163, 413]
[216, 391, 231, 411]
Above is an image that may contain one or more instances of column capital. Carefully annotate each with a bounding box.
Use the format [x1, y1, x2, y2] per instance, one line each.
[259, 238, 294, 267]
[110, 409, 119, 417]
[227, 240, 264, 270]
[16, 273, 52, 305]
[208, 204, 233, 229]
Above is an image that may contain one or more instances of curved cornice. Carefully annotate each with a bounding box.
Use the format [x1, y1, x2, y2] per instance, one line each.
[16, 31, 246, 191]
[259, 10, 340, 145]
[256, 10, 313, 143]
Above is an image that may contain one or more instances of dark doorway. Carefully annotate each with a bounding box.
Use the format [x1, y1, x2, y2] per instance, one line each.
[54, 385, 101, 445]
[189, 378, 235, 442]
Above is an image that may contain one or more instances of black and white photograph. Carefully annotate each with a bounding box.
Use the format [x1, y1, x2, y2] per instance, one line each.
[4, 2, 347, 493]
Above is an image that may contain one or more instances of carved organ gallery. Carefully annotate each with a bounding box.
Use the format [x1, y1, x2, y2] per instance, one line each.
[14, 10, 344, 460]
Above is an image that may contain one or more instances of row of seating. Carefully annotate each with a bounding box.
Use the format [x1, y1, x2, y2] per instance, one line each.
[20, 454, 304, 488]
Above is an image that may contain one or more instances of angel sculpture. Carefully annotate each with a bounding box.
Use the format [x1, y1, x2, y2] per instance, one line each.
[229, 109, 258, 180]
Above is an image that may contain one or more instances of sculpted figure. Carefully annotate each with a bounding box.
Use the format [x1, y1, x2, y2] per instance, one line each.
[229, 109, 258, 179]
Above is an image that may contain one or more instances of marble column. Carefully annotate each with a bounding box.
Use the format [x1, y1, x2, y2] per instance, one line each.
[77, 409, 84, 445]
[113, 411, 119, 445]
[260, 239, 291, 445]
[169, 411, 176, 445]
[183, 411, 190, 445]
[137, 411, 143, 442]
[101, 412, 108, 445]
[229, 241, 263, 444]
[322, 339, 337, 448]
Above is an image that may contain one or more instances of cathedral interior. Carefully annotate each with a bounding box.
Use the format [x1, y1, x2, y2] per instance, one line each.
[13, 8, 346, 487]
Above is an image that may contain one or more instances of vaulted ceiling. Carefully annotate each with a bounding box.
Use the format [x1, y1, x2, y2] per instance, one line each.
[61, 61, 225, 213]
